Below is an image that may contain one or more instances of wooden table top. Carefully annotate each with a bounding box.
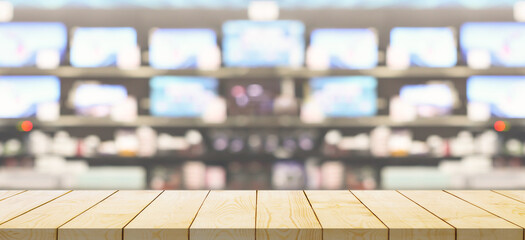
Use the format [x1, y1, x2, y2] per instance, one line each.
[0, 190, 523, 240]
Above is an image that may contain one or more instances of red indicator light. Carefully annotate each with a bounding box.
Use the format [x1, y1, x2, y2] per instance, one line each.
[494, 120, 507, 132]
[20, 121, 33, 132]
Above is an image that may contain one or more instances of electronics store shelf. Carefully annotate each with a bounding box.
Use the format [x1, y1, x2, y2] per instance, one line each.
[0, 155, 468, 166]
[0, 116, 518, 129]
[2, 66, 525, 79]
[0, 190, 523, 240]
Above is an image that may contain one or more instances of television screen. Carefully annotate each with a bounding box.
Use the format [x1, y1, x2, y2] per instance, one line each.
[0, 76, 60, 118]
[467, 76, 525, 118]
[390, 27, 457, 67]
[150, 76, 218, 117]
[399, 83, 455, 116]
[226, 80, 279, 116]
[0, 22, 67, 67]
[460, 22, 525, 67]
[222, 20, 305, 67]
[309, 28, 378, 69]
[149, 28, 217, 69]
[71, 82, 128, 117]
[70, 27, 137, 67]
[309, 76, 377, 117]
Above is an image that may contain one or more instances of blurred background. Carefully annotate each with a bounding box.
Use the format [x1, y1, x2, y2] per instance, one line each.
[1, 0, 525, 190]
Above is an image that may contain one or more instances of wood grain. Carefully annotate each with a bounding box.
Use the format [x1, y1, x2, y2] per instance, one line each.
[305, 190, 388, 240]
[0, 190, 70, 225]
[0, 190, 115, 240]
[400, 190, 523, 240]
[494, 190, 525, 203]
[58, 190, 162, 240]
[0, 190, 25, 201]
[352, 190, 454, 240]
[190, 191, 255, 240]
[125, 190, 209, 240]
[447, 190, 525, 228]
[256, 191, 322, 240]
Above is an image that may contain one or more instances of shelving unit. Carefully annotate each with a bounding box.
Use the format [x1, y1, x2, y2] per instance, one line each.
[2, 66, 525, 79]
[0, 115, 519, 129]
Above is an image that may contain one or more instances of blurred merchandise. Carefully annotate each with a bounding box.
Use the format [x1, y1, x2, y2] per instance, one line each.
[68, 81, 129, 118]
[222, 20, 305, 67]
[461, 22, 525, 67]
[307, 76, 377, 117]
[0, 22, 66, 67]
[389, 27, 457, 67]
[70, 27, 138, 67]
[226, 80, 278, 116]
[149, 28, 219, 69]
[0, 76, 60, 119]
[150, 76, 218, 117]
[0, 3, 525, 191]
[467, 76, 525, 118]
[307, 28, 378, 69]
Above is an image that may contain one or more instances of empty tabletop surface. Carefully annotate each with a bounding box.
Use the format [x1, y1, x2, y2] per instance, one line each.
[0, 190, 522, 240]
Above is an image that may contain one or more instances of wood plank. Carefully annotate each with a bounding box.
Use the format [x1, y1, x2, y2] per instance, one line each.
[58, 190, 162, 240]
[190, 191, 256, 240]
[256, 191, 322, 240]
[305, 190, 388, 240]
[125, 190, 209, 240]
[0, 190, 25, 202]
[352, 190, 454, 240]
[447, 190, 525, 228]
[400, 190, 523, 240]
[0, 190, 70, 225]
[494, 191, 525, 203]
[0, 190, 116, 240]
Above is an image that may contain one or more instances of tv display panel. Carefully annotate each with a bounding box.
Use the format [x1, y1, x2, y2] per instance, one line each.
[0, 76, 60, 118]
[467, 76, 525, 118]
[222, 20, 305, 67]
[461, 22, 525, 67]
[149, 28, 217, 69]
[310, 28, 378, 69]
[390, 27, 457, 67]
[309, 76, 377, 117]
[71, 82, 128, 117]
[0, 22, 67, 67]
[150, 76, 218, 117]
[70, 27, 137, 67]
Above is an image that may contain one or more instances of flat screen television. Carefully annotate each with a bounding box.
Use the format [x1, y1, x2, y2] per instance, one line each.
[467, 76, 525, 118]
[399, 83, 455, 116]
[309, 76, 377, 117]
[390, 27, 457, 67]
[70, 27, 137, 67]
[150, 76, 218, 117]
[222, 20, 305, 67]
[71, 82, 128, 117]
[149, 28, 217, 69]
[309, 28, 378, 69]
[0, 76, 60, 118]
[460, 22, 525, 67]
[0, 22, 67, 67]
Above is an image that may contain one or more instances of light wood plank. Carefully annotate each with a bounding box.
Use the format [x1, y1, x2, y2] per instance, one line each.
[190, 191, 255, 240]
[352, 190, 454, 240]
[447, 190, 525, 228]
[495, 191, 525, 203]
[125, 190, 209, 240]
[256, 191, 322, 240]
[0, 190, 116, 240]
[305, 190, 388, 240]
[400, 190, 522, 240]
[0, 191, 25, 202]
[58, 190, 162, 240]
[0, 190, 70, 225]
